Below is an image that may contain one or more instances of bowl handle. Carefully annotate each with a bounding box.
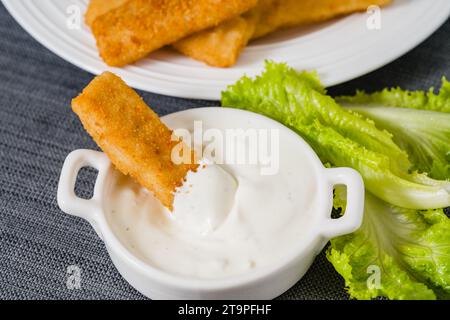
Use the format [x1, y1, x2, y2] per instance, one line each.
[321, 168, 365, 239]
[57, 150, 110, 237]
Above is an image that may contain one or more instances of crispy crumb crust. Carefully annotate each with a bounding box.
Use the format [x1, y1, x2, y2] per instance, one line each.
[91, 0, 257, 66]
[72, 72, 198, 210]
[85, 0, 127, 27]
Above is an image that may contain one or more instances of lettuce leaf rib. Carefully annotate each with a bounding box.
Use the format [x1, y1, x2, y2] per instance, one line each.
[341, 104, 450, 181]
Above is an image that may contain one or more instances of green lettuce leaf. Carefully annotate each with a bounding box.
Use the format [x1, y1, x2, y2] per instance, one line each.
[338, 77, 450, 113]
[328, 191, 450, 300]
[221, 61, 450, 209]
[341, 106, 450, 180]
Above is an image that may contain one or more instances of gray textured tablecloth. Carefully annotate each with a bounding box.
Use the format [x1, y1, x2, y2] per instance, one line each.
[0, 2, 448, 300]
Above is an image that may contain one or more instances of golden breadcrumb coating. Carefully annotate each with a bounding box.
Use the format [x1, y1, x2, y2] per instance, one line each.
[85, 0, 256, 68]
[72, 72, 198, 210]
[85, 0, 391, 67]
[91, 0, 258, 66]
[173, 16, 255, 68]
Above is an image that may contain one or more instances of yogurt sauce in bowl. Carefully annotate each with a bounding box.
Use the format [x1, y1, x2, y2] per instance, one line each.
[58, 107, 364, 298]
[105, 108, 321, 280]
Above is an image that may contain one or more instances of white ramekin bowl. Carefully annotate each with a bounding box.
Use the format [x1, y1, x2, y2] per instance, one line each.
[57, 107, 364, 299]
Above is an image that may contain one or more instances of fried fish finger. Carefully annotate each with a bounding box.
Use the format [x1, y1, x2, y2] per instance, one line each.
[172, 17, 255, 68]
[253, 0, 392, 39]
[91, 0, 258, 67]
[171, 0, 272, 67]
[72, 72, 198, 210]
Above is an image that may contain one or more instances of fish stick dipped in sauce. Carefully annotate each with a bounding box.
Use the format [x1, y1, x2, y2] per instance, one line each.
[72, 72, 198, 210]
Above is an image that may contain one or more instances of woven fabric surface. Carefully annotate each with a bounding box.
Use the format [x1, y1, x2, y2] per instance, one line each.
[0, 2, 449, 300]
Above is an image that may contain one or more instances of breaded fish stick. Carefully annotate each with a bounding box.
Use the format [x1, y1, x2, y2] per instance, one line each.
[72, 72, 198, 210]
[86, 0, 257, 67]
[252, 0, 392, 39]
[172, 16, 255, 68]
[91, 0, 258, 66]
[172, 0, 271, 67]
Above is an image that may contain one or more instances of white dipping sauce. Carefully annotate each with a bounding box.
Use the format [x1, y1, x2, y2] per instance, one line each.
[107, 116, 320, 279]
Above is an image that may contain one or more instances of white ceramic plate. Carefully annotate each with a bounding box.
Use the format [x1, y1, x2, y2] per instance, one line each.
[3, 0, 450, 100]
